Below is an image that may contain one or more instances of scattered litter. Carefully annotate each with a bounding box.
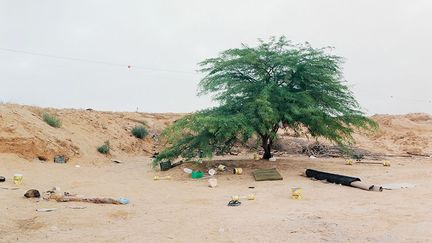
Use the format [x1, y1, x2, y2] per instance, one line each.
[45, 190, 129, 205]
[233, 168, 243, 175]
[345, 159, 353, 165]
[253, 154, 260, 160]
[36, 208, 57, 212]
[75, 165, 81, 168]
[217, 165, 226, 171]
[248, 186, 255, 189]
[309, 155, 317, 159]
[208, 178, 217, 188]
[208, 169, 216, 176]
[159, 161, 172, 171]
[24, 189, 41, 198]
[0, 176, 5, 182]
[191, 171, 204, 179]
[54, 155, 67, 164]
[305, 169, 382, 192]
[153, 175, 172, 180]
[269, 157, 277, 162]
[355, 161, 391, 166]
[13, 173, 23, 185]
[231, 194, 255, 201]
[227, 200, 241, 207]
[112, 160, 122, 164]
[171, 161, 184, 168]
[0, 187, 19, 190]
[291, 188, 302, 200]
[183, 168, 193, 174]
[253, 168, 283, 181]
[382, 183, 415, 190]
[66, 205, 87, 209]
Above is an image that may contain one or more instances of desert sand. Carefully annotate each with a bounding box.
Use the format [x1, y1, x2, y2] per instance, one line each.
[1, 104, 432, 242]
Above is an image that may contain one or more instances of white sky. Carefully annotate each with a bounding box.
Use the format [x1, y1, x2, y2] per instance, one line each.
[0, 0, 431, 114]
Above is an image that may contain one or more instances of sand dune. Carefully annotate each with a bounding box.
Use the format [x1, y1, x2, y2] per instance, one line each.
[1, 104, 431, 163]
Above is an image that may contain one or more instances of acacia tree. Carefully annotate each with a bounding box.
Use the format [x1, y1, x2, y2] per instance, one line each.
[155, 37, 376, 163]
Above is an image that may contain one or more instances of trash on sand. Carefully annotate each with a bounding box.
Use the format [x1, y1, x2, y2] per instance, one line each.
[354, 161, 391, 166]
[217, 165, 226, 171]
[54, 155, 67, 164]
[233, 168, 243, 175]
[227, 200, 241, 207]
[159, 161, 172, 171]
[253, 153, 260, 160]
[382, 183, 415, 190]
[36, 208, 57, 212]
[345, 159, 353, 165]
[231, 194, 255, 201]
[291, 188, 302, 200]
[208, 178, 218, 188]
[208, 169, 216, 176]
[183, 168, 193, 174]
[75, 165, 81, 168]
[112, 159, 122, 164]
[0, 187, 19, 190]
[191, 171, 204, 179]
[24, 189, 41, 198]
[45, 190, 129, 205]
[66, 205, 87, 209]
[305, 169, 382, 192]
[171, 161, 184, 168]
[269, 157, 277, 162]
[153, 175, 172, 180]
[248, 186, 255, 189]
[309, 155, 317, 159]
[0, 176, 5, 182]
[13, 173, 23, 185]
[253, 168, 283, 181]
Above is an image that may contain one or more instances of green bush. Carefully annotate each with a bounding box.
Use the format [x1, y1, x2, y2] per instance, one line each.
[43, 113, 62, 128]
[131, 125, 148, 139]
[97, 141, 110, 154]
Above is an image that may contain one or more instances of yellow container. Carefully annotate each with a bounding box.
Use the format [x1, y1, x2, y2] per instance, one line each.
[13, 173, 23, 185]
[233, 168, 243, 175]
[291, 187, 302, 200]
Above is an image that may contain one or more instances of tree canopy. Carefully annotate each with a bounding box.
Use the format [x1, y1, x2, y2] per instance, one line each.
[155, 36, 377, 163]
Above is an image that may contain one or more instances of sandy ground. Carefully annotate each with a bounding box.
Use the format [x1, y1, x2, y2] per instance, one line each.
[1, 154, 432, 243]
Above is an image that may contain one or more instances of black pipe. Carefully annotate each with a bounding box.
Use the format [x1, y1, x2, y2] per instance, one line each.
[305, 169, 361, 186]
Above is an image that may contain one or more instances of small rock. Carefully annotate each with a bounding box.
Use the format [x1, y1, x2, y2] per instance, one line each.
[24, 189, 41, 198]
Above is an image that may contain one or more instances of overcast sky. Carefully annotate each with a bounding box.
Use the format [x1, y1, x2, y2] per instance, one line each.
[0, 0, 431, 114]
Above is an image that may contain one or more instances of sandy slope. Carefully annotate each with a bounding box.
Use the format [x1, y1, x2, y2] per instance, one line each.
[1, 104, 431, 163]
[0, 104, 182, 163]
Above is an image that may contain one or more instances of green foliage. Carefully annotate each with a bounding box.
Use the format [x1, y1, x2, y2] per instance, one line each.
[97, 141, 110, 154]
[156, 36, 377, 163]
[42, 113, 62, 128]
[132, 125, 148, 139]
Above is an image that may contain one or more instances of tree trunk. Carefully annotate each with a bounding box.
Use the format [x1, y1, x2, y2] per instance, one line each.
[262, 136, 272, 160]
